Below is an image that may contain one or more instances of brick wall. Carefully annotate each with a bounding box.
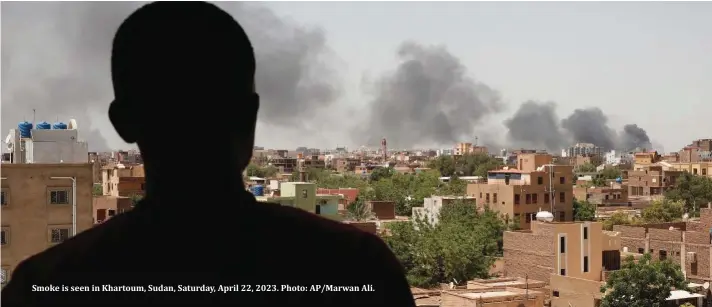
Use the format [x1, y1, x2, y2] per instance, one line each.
[648, 228, 683, 242]
[614, 225, 646, 238]
[368, 201, 396, 220]
[686, 231, 711, 245]
[503, 231, 554, 283]
[685, 245, 710, 278]
[344, 221, 377, 235]
[701, 208, 712, 229]
[688, 221, 705, 233]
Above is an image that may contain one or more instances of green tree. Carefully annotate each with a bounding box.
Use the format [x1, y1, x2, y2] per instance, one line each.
[573, 199, 596, 221]
[92, 183, 103, 196]
[428, 153, 503, 178]
[665, 172, 712, 214]
[575, 163, 597, 173]
[602, 211, 637, 231]
[593, 167, 623, 187]
[384, 199, 503, 287]
[437, 174, 467, 196]
[245, 163, 265, 177]
[345, 198, 375, 222]
[600, 253, 687, 307]
[369, 167, 395, 182]
[640, 199, 685, 223]
[129, 194, 143, 207]
[428, 156, 456, 177]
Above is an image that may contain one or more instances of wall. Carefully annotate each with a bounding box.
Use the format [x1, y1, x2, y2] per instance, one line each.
[92, 196, 133, 224]
[549, 274, 602, 307]
[1, 163, 93, 280]
[368, 201, 396, 220]
[503, 231, 555, 282]
[344, 221, 377, 235]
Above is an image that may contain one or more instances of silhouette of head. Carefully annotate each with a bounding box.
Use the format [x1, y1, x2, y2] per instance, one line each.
[109, 2, 259, 174]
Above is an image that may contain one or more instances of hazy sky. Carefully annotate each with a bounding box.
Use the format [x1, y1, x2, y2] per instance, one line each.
[3, 2, 711, 152]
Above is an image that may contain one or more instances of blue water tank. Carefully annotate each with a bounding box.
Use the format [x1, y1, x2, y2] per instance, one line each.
[52, 122, 68, 130]
[250, 185, 264, 197]
[18, 121, 33, 138]
[615, 177, 623, 183]
[36, 121, 51, 130]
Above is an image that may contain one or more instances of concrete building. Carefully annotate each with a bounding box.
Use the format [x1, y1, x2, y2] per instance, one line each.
[4, 120, 88, 164]
[566, 143, 604, 158]
[627, 165, 684, 197]
[440, 287, 545, 307]
[101, 164, 146, 197]
[412, 195, 477, 225]
[615, 208, 712, 283]
[573, 186, 629, 207]
[1, 163, 93, 286]
[668, 162, 712, 178]
[633, 151, 662, 170]
[317, 188, 359, 209]
[467, 153, 575, 229]
[503, 219, 622, 307]
[92, 195, 133, 224]
[454, 142, 488, 156]
[255, 182, 342, 220]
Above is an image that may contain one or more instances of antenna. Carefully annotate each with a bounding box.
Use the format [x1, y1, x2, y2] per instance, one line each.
[32, 109, 36, 127]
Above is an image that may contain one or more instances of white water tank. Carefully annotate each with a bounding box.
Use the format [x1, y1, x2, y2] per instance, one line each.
[536, 211, 555, 222]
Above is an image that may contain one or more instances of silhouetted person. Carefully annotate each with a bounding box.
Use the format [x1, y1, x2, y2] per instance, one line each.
[1, 2, 415, 306]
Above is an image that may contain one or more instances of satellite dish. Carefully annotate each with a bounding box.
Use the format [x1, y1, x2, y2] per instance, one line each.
[704, 282, 710, 290]
[669, 226, 675, 231]
[68, 119, 78, 130]
[683, 213, 690, 220]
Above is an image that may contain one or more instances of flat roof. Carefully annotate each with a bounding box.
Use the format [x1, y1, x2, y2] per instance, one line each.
[668, 290, 704, 300]
[461, 291, 517, 299]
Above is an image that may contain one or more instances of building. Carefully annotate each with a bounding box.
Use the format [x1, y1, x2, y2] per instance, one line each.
[573, 186, 629, 207]
[412, 195, 477, 225]
[627, 165, 684, 197]
[4, 120, 88, 164]
[101, 164, 146, 197]
[366, 201, 396, 220]
[1, 163, 94, 286]
[317, 188, 359, 209]
[503, 218, 622, 307]
[255, 182, 342, 220]
[92, 196, 133, 224]
[454, 142, 488, 156]
[633, 151, 662, 170]
[668, 162, 712, 178]
[466, 153, 575, 229]
[440, 287, 545, 307]
[615, 207, 712, 283]
[566, 143, 604, 158]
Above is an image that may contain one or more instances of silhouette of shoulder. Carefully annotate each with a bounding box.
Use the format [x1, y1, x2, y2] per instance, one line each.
[3, 193, 414, 305]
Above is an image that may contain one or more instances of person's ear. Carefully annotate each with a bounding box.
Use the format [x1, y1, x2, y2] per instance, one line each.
[108, 100, 139, 143]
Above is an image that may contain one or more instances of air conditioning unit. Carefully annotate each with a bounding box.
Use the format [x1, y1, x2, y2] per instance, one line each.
[687, 252, 697, 263]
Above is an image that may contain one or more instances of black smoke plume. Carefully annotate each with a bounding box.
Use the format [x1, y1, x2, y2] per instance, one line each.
[1, 2, 340, 151]
[357, 41, 505, 148]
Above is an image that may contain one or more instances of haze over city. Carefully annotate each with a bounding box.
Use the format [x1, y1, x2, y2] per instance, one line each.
[2, 1, 711, 152]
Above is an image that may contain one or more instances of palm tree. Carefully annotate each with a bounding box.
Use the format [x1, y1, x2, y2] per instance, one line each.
[346, 198, 375, 222]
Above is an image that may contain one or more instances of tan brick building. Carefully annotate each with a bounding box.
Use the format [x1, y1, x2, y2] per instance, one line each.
[503, 220, 622, 307]
[573, 186, 629, 207]
[101, 164, 146, 197]
[615, 207, 712, 283]
[466, 153, 574, 229]
[1, 163, 94, 286]
[627, 165, 683, 197]
[92, 195, 133, 224]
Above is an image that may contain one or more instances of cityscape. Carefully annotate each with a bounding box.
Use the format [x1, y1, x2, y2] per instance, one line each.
[2, 119, 712, 306]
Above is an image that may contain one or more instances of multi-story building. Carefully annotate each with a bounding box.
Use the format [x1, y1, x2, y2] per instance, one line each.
[101, 164, 146, 197]
[633, 151, 662, 170]
[627, 165, 684, 197]
[317, 188, 359, 209]
[503, 218, 622, 307]
[255, 182, 342, 221]
[454, 142, 488, 156]
[4, 120, 88, 164]
[1, 163, 93, 286]
[466, 153, 574, 229]
[566, 143, 604, 158]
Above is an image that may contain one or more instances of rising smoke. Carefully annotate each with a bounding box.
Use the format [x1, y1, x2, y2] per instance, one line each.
[1, 2, 340, 151]
[504, 101, 654, 152]
[357, 41, 505, 148]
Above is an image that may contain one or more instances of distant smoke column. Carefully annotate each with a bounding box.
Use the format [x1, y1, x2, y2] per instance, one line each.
[381, 138, 388, 160]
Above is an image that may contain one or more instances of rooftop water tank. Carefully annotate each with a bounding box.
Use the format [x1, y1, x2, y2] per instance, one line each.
[250, 185, 264, 197]
[52, 122, 68, 130]
[36, 121, 51, 130]
[615, 177, 623, 183]
[18, 121, 33, 138]
[536, 211, 555, 223]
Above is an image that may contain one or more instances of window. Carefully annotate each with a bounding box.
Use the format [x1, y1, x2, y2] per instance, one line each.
[525, 194, 532, 204]
[638, 248, 644, 254]
[1, 268, 7, 286]
[493, 193, 497, 203]
[50, 228, 70, 243]
[659, 250, 667, 260]
[141, 183, 145, 191]
[559, 192, 565, 203]
[0, 191, 6, 206]
[583, 227, 588, 240]
[0, 230, 6, 245]
[315, 205, 321, 215]
[479, 192, 482, 198]
[560, 236, 566, 253]
[560, 269, 566, 276]
[544, 194, 550, 204]
[552, 291, 560, 297]
[537, 177, 543, 185]
[532, 193, 538, 204]
[559, 211, 565, 221]
[583, 256, 589, 272]
[50, 190, 69, 204]
[560, 177, 565, 184]
[301, 190, 308, 199]
[691, 262, 698, 275]
[602, 250, 621, 271]
[108, 210, 116, 217]
[703, 169, 707, 176]
[486, 193, 490, 203]
[514, 194, 520, 205]
[525, 213, 532, 224]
